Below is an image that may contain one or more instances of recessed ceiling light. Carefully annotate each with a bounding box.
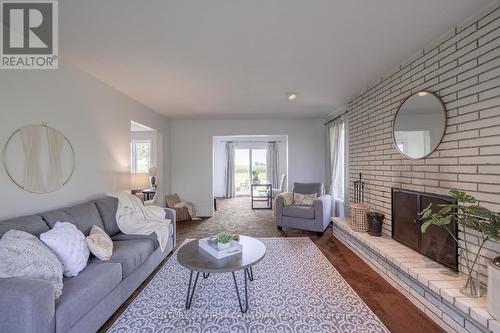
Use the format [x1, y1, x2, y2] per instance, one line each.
[417, 91, 429, 97]
[287, 93, 297, 101]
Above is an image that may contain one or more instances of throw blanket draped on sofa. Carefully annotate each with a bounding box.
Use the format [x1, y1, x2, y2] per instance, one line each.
[115, 192, 171, 251]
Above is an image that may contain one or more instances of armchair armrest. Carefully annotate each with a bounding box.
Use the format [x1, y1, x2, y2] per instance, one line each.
[274, 195, 285, 226]
[164, 208, 176, 247]
[275, 192, 293, 207]
[314, 194, 332, 230]
[275, 195, 285, 210]
[0, 278, 55, 333]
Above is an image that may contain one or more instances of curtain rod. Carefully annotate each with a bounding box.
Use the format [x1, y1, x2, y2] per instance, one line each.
[221, 141, 281, 143]
[324, 111, 348, 126]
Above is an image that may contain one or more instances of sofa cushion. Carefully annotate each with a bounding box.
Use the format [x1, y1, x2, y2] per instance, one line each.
[282, 205, 315, 219]
[111, 232, 160, 250]
[93, 197, 120, 236]
[89, 239, 154, 278]
[293, 182, 324, 197]
[38, 202, 104, 236]
[0, 215, 49, 238]
[55, 262, 122, 333]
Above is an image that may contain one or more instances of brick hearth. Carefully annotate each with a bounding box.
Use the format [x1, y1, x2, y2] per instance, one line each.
[333, 217, 500, 333]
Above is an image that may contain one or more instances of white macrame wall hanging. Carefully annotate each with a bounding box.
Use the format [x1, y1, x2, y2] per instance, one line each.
[3, 123, 75, 193]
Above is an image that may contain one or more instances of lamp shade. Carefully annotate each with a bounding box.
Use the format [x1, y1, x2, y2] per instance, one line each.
[148, 167, 156, 176]
[130, 173, 149, 190]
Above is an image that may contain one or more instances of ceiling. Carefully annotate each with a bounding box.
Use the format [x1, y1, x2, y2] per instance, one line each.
[61, 0, 495, 119]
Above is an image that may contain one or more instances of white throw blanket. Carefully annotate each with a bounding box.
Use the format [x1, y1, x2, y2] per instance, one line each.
[114, 192, 171, 251]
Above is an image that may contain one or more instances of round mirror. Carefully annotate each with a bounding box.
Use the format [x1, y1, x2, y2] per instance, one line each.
[393, 91, 446, 159]
[3, 124, 75, 193]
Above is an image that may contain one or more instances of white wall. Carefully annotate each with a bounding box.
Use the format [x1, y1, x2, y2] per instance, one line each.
[0, 63, 170, 220]
[170, 119, 325, 216]
[212, 135, 288, 197]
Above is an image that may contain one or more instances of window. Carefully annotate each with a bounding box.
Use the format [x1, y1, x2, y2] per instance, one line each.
[131, 139, 152, 173]
[234, 148, 267, 196]
[234, 149, 250, 195]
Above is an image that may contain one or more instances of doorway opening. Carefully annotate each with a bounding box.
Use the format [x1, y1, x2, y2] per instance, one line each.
[130, 121, 160, 204]
[212, 135, 288, 212]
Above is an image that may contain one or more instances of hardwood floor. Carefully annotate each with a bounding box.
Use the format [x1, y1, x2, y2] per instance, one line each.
[99, 197, 444, 333]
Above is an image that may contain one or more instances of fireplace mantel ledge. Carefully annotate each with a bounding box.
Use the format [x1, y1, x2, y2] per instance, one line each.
[332, 217, 500, 333]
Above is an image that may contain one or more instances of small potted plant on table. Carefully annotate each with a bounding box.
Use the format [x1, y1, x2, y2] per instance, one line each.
[216, 232, 233, 250]
[420, 190, 500, 297]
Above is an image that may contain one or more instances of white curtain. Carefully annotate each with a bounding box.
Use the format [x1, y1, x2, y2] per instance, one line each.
[266, 142, 279, 188]
[224, 143, 235, 198]
[327, 115, 346, 217]
[46, 127, 65, 192]
[20, 126, 46, 193]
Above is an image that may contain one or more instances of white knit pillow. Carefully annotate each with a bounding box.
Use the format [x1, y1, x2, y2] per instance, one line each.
[40, 222, 90, 277]
[86, 225, 113, 261]
[293, 192, 317, 206]
[0, 230, 63, 299]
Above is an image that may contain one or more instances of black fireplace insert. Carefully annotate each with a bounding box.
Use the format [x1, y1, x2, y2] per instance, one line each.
[391, 188, 458, 271]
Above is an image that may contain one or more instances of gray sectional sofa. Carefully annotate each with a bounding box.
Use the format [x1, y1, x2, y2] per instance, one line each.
[0, 196, 176, 333]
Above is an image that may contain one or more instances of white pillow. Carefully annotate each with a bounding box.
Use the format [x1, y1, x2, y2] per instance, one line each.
[86, 225, 113, 261]
[40, 222, 90, 277]
[293, 192, 317, 206]
[0, 230, 63, 299]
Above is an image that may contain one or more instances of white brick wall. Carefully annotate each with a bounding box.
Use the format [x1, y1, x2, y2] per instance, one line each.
[347, 4, 500, 284]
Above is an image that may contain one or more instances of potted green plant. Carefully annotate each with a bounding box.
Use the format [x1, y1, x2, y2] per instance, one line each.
[216, 232, 233, 250]
[252, 170, 260, 183]
[419, 190, 500, 297]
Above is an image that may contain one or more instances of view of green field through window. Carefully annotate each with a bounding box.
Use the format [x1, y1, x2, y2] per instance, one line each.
[234, 148, 266, 195]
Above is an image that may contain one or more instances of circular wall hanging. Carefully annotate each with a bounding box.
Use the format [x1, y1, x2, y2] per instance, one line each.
[393, 91, 447, 159]
[3, 123, 75, 193]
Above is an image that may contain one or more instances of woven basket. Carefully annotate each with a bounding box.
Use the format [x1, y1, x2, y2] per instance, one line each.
[174, 207, 191, 222]
[165, 194, 191, 222]
[350, 203, 369, 232]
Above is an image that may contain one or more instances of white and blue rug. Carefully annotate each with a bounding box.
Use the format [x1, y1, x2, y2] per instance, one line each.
[108, 237, 390, 333]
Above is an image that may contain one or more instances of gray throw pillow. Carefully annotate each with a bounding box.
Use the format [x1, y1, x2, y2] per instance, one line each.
[0, 230, 63, 299]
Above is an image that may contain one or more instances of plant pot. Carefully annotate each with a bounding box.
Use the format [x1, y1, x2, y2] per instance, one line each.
[488, 258, 500, 319]
[367, 212, 384, 237]
[217, 242, 231, 250]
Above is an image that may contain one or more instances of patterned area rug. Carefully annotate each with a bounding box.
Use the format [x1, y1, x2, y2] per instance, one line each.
[108, 237, 390, 333]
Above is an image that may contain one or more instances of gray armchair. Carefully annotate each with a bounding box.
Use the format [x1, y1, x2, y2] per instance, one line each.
[275, 183, 332, 235]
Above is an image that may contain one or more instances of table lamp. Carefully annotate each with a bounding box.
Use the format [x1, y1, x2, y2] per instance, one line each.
[148, 167, 156, 188]
[130, 173, 149, 190]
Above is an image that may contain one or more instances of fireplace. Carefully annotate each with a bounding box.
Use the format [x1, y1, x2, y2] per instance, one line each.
[391, 188, 458, 271]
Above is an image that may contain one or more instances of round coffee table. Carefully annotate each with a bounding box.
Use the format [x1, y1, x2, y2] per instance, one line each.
[177, 235, 266, 313]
